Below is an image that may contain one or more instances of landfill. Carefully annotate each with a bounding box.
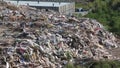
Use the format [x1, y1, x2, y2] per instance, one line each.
[0, 1, 119, 68]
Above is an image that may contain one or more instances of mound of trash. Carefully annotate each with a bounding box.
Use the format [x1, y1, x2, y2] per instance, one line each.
[0, 1, 119, 68]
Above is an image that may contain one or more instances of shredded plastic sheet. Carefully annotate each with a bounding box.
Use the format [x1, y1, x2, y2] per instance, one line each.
[0, 1, 119, 68]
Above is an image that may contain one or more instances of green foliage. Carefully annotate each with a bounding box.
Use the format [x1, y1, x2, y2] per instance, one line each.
[76, 0, 120, 35]
[65, 62, 75, 68]
[65, 62, 82, 68]
[76, 3, 89, 9]
[89, 60, 120, 68]
[66, 51, 72, 61]
[87, 0, 120, 35]
[64, 61, 120, 68]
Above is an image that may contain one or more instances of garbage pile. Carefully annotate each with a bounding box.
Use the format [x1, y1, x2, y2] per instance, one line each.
[0, 1, 119, 68]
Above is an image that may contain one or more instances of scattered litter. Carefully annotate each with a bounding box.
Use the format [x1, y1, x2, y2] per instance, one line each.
[0, 1, 119, 68]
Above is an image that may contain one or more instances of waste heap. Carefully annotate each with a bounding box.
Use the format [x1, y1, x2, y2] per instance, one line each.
[0, 1, 119, 68]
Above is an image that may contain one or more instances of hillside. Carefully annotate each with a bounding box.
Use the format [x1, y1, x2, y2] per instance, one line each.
[76, 0, 120, 35]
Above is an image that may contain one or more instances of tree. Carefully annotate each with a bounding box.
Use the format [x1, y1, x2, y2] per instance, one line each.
[84, 0, 120, 35]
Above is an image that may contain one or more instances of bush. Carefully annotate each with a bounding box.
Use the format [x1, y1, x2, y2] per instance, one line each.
[76, 0, 120, 36]
[89, 60, 120, 68]
[65, 62, 82, 68]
